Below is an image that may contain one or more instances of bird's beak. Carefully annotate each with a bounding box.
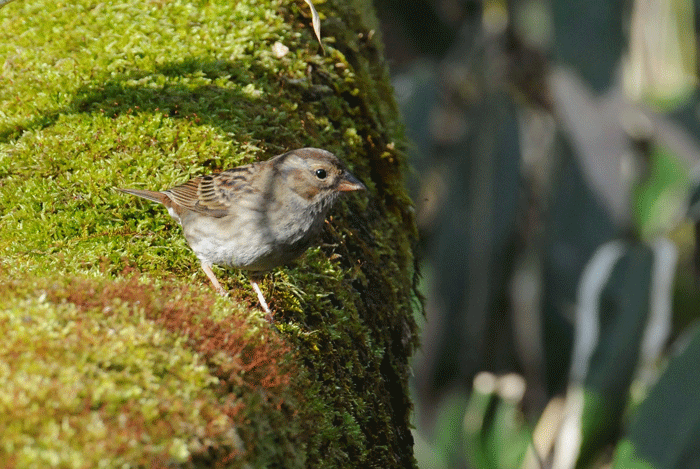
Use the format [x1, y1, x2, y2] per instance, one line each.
[337, 172, 367, 192]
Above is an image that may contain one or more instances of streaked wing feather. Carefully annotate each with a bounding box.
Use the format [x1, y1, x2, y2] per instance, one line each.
[165, 167, 259, 218]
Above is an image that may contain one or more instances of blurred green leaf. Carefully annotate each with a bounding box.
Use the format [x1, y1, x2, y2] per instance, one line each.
[613, 440, 656, 469]
[633, 144, 689, 240]
[554, 239, 677, 467]
[542, 142, 617, 395]
[465, 374, 531, 469]
[612, 325, 700, 469]
[551, 0, 625, 91]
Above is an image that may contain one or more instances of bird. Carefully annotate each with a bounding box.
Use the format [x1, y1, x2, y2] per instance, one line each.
[118, 147, 366, 319]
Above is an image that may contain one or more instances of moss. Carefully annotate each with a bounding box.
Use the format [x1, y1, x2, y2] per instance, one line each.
[0, 0, 419, 467]
[1, 274, 296, 467]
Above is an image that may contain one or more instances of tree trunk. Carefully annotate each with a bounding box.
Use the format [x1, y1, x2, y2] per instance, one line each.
[0, 0, 419, 467]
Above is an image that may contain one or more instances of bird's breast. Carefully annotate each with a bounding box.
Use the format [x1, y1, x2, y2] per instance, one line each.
[177, 201, 328, 271]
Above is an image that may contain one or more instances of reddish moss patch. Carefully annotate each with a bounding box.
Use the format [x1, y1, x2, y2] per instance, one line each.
[50, 273, 294, 401]
[1, 274, 307, 467]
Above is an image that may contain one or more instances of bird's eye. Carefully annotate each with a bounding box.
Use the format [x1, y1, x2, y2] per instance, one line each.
[315, 169, 327, 179]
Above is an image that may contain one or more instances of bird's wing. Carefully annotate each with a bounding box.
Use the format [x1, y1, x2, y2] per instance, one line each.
[165, 166, 260, 218]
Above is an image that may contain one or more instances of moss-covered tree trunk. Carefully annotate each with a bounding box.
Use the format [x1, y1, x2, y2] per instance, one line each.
[0, 0, 419, 467]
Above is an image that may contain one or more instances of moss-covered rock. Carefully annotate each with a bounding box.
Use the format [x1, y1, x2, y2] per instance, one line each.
[0, 0, 419, 466]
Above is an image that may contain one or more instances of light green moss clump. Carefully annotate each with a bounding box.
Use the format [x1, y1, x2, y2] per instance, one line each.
[1, 0, 419, 467]
[1, 288, 228, 468]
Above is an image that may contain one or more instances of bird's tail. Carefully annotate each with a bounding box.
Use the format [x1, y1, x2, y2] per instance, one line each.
[117, 188, 169, 205]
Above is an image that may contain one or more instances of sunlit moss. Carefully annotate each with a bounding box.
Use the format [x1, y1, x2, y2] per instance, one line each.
[0, 283, 234, 467]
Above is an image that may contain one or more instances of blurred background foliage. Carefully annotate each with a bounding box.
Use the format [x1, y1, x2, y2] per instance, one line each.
[374, 0, 700, 467]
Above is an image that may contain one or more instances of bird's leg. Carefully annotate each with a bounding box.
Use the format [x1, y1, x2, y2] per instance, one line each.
[202, 264, 272, 321]
[250, 278, 274, 322]
[201, 263, 227, 296]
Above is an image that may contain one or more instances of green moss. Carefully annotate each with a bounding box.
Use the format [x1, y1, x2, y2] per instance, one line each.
[1, 274, 314, 467]
[1, 0, 419, 466]
[1, 278, 238, 467]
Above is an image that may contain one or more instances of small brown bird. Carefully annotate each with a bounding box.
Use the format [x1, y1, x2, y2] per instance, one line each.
[119, 147, 366, 318]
